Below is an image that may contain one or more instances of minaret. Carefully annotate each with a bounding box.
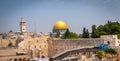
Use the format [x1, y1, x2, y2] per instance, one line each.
[20, 17, 26, 33]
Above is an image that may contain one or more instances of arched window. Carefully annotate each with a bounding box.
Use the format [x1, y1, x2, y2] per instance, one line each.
[39, 45, 41, 48]
[55, 49, 58, 51]
[37, 40, 39, 42]
[23, 58, 26, 61]
[27, 58, 30, 61]
[9, 59, 12, 61]
[14, 59, 17, 61]
[42, 56, 45, 58]
[107, 41, 110, 45]
[19, 58, 22, 61]
[35, 45, 36, 48]
[44, 45, 46, 47]
[44, 41, 46, 43]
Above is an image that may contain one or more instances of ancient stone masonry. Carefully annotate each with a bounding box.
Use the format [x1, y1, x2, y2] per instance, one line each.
[48, 38, 104, 57]
[101, 35, 120, 46]
[48, 35, 120, 57]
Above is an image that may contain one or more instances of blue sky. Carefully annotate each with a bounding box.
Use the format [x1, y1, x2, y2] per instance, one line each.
[0, 0, 120, 34]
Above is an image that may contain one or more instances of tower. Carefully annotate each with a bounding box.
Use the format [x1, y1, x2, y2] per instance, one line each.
[20, 17, 26, 32]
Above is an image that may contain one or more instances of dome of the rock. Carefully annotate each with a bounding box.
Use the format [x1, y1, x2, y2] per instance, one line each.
[53, 20, 67, 30]
[53, 20, 67, 33]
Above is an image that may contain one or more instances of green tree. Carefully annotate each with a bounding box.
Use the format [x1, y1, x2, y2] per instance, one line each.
[86, 29, 89, 38]
[105, 48, 117, 54]
[79, 34, 82, 38]
[69, 32, 79, 39]
[82, 27, 89, 38]
[64, 28, 70, 38]
[61, 29, 79, 39]
[55, 31, 60, 38]
[82, 27, 86, 38]
[65, 29, 70, 38]
[61, 28, 70, 39]
[117, 34, 120, 39]
[96, 50, 105, 59]
[93, 21, 120, 38]
[91, 25, 97, 38]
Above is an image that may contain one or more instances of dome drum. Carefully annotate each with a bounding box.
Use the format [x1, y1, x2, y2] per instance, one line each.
[53, 29, 67, 33]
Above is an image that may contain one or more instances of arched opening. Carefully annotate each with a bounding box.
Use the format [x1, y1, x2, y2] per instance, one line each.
[23, 58, 26, 61]
[14, 59, 17, 61]
[18, 58, 22, 61]
[107, 41, 110, 45]
[55, 49, 58, 51]
[9, 59, 13, 61]
[27, 58, 30, 61]
[42, 56, 45, 58]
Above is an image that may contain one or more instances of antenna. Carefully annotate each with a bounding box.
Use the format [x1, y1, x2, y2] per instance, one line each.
[34, 20, 36, 34]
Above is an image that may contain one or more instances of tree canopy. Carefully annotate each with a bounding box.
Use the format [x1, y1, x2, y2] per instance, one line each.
[55, 31, 60, 38]
[61, 21, 120, 39]
[82, 27, 89, 38]
[105, 48, 117, 54]
[91, 25, 97, 38]
[91, 21, 120, 38]
[61, 29, 79, 39]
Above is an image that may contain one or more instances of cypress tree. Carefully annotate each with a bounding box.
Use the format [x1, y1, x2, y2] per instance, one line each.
[82, 27, 89, 38]
[91, 25, 96, 38]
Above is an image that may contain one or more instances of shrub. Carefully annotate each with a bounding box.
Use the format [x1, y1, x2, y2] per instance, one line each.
[96, 50, 105, 59]
[105, 48, 117, 54]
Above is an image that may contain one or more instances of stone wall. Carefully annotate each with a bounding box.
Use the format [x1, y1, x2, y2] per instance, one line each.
[0, 34, 18, 48]
[0, 48, 18, 56]
[101, 35, 120, 46]
[48, 38, 104, 57]
[18, 33, 50, 58]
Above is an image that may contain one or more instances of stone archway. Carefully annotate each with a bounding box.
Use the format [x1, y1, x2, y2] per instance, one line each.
[27, 58, 30, 61]
[9, 59, 13, 61]
[14, 58, 17, 61]
[23, 58, 27, 61]
[42, 56, 45, 58]
[18, 58, 22, 61]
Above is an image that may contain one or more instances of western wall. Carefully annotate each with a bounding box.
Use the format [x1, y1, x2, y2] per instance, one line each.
[48, 38, 104, 57]
[48, 35, 120, 57]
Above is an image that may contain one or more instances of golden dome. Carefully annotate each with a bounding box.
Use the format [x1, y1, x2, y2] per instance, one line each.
[53, 20, 67, 29]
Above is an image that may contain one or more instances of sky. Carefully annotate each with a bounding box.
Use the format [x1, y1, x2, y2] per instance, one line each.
[0, 0, 120, 34]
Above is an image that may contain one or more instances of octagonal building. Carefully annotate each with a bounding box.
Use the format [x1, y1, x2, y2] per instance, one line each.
[53, 20, 68, 34]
